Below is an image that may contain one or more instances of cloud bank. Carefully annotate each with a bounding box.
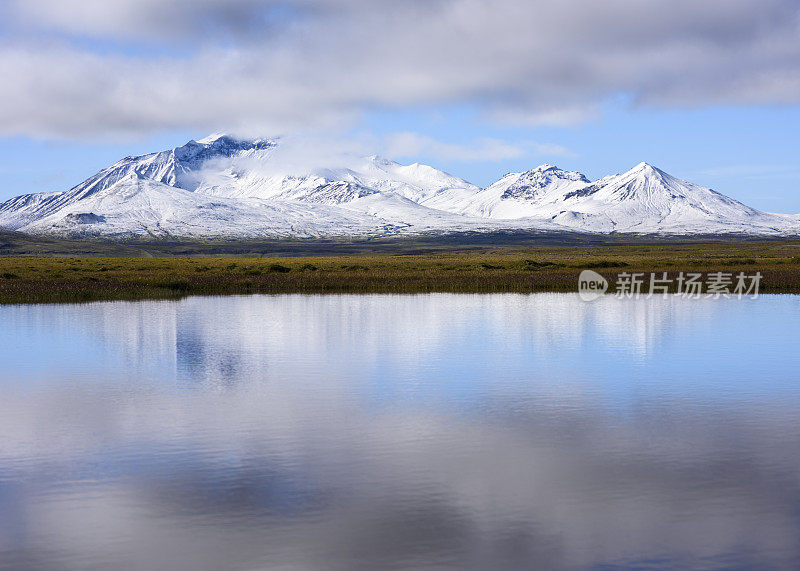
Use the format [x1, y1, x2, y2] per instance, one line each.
[1, 0, 799, 139]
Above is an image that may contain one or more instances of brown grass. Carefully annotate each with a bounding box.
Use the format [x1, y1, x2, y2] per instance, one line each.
[1, 240, 799, 304]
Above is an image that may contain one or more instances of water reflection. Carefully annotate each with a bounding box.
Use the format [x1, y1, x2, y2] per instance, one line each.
[0, 294, 799, 569]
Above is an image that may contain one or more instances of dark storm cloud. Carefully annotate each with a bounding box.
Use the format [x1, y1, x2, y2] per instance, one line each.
[0, 0, 799, 138]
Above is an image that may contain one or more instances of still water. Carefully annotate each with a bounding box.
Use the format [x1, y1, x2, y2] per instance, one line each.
[1, 293, 799, 570]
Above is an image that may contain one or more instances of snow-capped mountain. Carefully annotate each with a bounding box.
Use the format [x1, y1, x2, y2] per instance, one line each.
[189, 149, 481, 206]
[0, 134, 796, 239]
[0, 134, 537, 239]
[422, 164, 590, 218]
[520, 162, 795, 234]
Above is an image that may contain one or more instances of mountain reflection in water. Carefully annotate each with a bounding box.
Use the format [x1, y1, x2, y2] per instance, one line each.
[0, 294, 799, 570]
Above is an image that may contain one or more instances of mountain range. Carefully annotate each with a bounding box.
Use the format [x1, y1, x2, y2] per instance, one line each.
[0, 134, 796, 239]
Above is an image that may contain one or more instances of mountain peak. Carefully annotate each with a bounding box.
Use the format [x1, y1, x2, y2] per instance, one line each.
[493, 164, 589, 202]
[519, 164, 588, 182]
[196, 132, 229, 145]
[191, 133, 276, 148]
[630, 162, 664, 176]
[172, 136, 276, 172]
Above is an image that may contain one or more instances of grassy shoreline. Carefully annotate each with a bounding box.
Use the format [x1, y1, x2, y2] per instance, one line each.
[1, 241, 800, 304]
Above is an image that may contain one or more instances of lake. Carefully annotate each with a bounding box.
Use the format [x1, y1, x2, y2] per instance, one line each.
[1, 293, 799, 569]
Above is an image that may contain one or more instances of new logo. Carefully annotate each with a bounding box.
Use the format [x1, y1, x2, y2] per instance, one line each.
[578, 270, 608, 301]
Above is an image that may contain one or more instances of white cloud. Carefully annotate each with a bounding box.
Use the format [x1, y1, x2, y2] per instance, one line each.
[384, 133, 527, 162]
[383, 132, 575, 162]
[0, 0, 799, 139]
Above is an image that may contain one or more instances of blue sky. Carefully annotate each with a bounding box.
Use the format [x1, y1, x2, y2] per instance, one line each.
[2, 103, 798, 212]
[0, 0, 798, 212]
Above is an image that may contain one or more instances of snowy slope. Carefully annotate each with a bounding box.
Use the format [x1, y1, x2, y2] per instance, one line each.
[188, 152, 480, 205]
[423, 162, 798, 235]
[6, 174, 520, 240]
[0, 134, 797, 239]
[528, 163, 796, 234]
[17, 175, 398, 239]
[422, 164, 589, 219]
[0, 135, 560, 239]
